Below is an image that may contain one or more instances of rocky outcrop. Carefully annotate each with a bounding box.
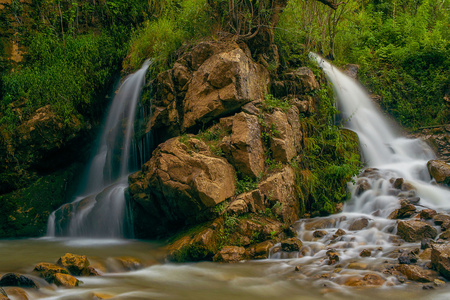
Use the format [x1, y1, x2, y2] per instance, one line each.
[150, 41, 269, 139]
[409, 125, 450, 162]
[213, 246, 246, 263]
[129, 136, 236, 237]
[427, 160, 450, 185]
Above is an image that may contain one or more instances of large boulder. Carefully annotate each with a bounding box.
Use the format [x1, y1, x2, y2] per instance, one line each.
[397, 220, 437, 242]
[427, 160, 450, 185]
[431, 243, 450, 279]
[182, 46, 269, 130]
[0, 273, 38, 289]
[33, 263, 69, 283]
[129, 137, 236, 237]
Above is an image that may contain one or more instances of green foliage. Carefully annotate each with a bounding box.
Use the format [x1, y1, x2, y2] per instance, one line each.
[1, 33, 123, 125]
[235, 175, 259, 195]
[125, 0, 212, 72]
[295, 85, 361, 215]
[262, 94, 291, 112]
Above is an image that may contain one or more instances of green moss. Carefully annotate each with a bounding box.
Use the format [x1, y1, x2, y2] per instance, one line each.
[0, 163, 83, 238]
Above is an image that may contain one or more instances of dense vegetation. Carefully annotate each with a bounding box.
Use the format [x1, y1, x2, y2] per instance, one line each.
[277, 0, 449, 129]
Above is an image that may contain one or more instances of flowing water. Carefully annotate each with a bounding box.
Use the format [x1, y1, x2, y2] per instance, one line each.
[47, 60, 151, 238]
[2, 58, 450, 299]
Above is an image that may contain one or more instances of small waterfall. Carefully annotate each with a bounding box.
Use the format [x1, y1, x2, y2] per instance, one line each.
[270, 55, 450, 274]
[310, 53, 450, 211]
[47, 60, 151, 238]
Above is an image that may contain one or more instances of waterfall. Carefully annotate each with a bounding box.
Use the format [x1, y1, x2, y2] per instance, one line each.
[47, 60, 151, 238]
[310, 53, 450, 212]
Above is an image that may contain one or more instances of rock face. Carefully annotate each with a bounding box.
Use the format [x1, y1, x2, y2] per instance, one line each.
[182, 47, 269, 130]
[431, 244, 450, 279]
[427, 160, 450, 185]
[224, 112, 265, 178]
[129, 137, 236, 236]
[397, 220, 437, 242]
[213, 246, 246, 263]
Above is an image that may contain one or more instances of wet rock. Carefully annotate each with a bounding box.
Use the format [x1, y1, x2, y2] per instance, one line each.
[281, 238, 303, 252]
[246, 241, 274, 260]
[401, 182, 416, 191]
[433, 214, 450, 227]
[326, 249, 340, 265]
[283, 67, 319, 93]
[397, 264, 436, 283]
[439, 231, 450, 240]
[81, 266, 100, 277]
[389, 200, 416, 219]
[57, 253, 90, 276]
[431, 244, 450, 279]
[213, 246, 246, 263]
[427, 160, 450, 185]
[421, 238, 432, 250]
[397, 220, 437, 242]
[360, 249, 372, 257]
[2, 288, 28, 300]
[349, 218, 369, 231]
[33, 263, 69, 283]
[304, 218, 336, 230]
[0, 273, 38, 289]
[356, 179, 371, 196]
[420, 209, 437, 220]
[434, 279, 445, 287]
[419, 248, 432, 261]
[398, 248, 419, 264]
[344, 274, 385, 287]
[53, 273, 80, 288]
[313, 230, 328, 238]
[110, 257, 143, 271]
[92, 292, 113, 299]
[333, 229, 346, 238]
[347, 262, 368, 270]
[393, 178, 404, 189]
[167, 220, 223, 262]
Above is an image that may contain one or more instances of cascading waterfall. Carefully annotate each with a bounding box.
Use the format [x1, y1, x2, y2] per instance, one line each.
[47, 60, 152, 238]
[310, 53, 450, 212]
[270, 54, 450, 276]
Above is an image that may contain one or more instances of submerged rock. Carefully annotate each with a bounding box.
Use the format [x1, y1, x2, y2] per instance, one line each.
[344, 274, 385, 287]
[213, 246, 246, 263]
[0, 273, 38, 289]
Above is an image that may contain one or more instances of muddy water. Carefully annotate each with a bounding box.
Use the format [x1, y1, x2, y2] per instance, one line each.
[0, 238, 449, 300]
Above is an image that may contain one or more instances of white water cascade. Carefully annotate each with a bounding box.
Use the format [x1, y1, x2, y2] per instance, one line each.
[47, 60, 151, 238]
[310, 53, 450, 213]
[269, 55, 450, 280]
